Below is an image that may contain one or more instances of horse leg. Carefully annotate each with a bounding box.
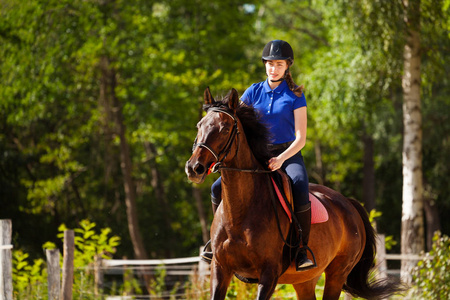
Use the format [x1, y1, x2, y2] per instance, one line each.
[210, 261, 233, 300]
[292, 276, 320, 300]
[322, 261, 351, 300]
[322, 277, 345, 300]
[256, 265, 279, 300]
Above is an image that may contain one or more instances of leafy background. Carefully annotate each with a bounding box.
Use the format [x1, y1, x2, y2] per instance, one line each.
[1, 0, 449, 263]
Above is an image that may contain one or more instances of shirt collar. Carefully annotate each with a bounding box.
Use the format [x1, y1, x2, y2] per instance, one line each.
[263, 79, 288, 94]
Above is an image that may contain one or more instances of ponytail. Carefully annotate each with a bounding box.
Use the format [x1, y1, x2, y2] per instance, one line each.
[285, 71, 304, 97]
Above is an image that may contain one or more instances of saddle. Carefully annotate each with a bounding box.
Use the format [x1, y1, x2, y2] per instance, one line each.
[271, 170, 328, 224]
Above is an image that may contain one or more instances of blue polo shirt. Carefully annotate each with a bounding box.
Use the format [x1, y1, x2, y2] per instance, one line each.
[241, 80, 307, 144]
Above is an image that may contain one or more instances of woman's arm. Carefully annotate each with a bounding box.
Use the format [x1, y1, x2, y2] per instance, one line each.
[268, 106, 307, 170]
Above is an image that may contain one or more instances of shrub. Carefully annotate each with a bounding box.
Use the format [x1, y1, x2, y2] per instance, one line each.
[410, 232, 450, 299]
[12, 219, 120, 299]
[12, 251, 47, 299]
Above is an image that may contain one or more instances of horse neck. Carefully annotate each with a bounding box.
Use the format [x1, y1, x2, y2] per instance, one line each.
[220, 131, 268, 215]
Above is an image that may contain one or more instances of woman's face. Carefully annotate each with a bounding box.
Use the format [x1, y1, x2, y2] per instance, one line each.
[265, 60, 288, 82]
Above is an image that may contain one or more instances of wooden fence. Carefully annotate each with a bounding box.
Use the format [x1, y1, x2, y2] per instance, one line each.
[98, 254, 209, 299]
[1, 219, 427, 299]
[1, 220, 13, 300]
[0, 219, 76, 300]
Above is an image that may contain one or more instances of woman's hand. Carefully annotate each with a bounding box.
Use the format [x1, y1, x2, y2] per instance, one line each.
[268, 156, 285, 171]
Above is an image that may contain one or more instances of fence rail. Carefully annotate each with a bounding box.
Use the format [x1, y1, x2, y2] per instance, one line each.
[1, 219, 431, 299]
[384, 253, 424, 260]
[102, 256, 201, 267]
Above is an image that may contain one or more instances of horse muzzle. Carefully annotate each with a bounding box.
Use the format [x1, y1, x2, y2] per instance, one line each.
[185, 160, 208, 184]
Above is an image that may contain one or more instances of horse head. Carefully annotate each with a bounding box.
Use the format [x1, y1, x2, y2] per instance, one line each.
[185, 87, 240, 183]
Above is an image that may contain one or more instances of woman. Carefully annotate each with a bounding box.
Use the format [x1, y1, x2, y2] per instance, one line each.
[203, 40, 314, 271]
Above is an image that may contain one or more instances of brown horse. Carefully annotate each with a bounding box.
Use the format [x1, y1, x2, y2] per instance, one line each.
[185, 88, 401, 300]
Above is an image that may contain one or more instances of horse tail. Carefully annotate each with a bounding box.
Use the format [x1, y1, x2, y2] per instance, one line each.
[343, 198, 405, 299]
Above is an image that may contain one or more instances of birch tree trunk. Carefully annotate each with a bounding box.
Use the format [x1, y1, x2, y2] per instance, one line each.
[400, 0, 424, 284]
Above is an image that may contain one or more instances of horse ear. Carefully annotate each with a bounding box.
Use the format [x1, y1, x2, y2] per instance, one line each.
[204, 87, 215, 105]
[228, 88, 239, 110]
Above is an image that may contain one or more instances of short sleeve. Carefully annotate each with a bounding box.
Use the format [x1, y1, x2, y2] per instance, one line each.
[240, 84, 255, 106]
[293, 92, 307, 110]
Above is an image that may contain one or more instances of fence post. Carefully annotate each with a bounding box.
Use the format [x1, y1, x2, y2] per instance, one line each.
[376, 234, 388, 280]
[94, 254, 103, 297]
[61, 230, 74, 300]
[46, 249, 61, 300]
[0, 219, 13, 300]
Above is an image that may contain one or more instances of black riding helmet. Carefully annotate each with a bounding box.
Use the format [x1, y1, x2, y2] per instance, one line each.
[261, 40, 294, 65]
[262, 40, 294, 82]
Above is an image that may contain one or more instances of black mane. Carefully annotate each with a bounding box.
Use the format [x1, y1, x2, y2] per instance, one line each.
[203, 94, 272, 168]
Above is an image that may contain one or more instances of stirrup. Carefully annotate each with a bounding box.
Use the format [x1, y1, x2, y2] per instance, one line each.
[296, 257, 314, 271]
[200, 240, 213, 264]
[295, 246, 317, 272]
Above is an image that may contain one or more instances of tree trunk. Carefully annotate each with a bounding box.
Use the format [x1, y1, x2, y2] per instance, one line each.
[423, 195, 441, 251]
[143, 141, 175, 257]
[363, 133, 376, 212]
[99, 56, 148, 260]
[400, 0, 424, 284]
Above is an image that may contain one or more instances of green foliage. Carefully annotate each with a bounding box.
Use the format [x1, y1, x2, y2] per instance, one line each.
[1, 0, 449, 276]
[0, 0, 262, 260]
[54, 220, 121, 267]
[121, 267, 143, 296]
[58, 220, 120, 298]
[147, 266, 181, 299]
[369, 209, 397, 251]
[225, 277, 259, 299]
[221, 274, 349, 299]
[410, 232, 450, 299]
[383, 235, 397, 251]
[368, 209, 383, 224]
[12, 219, 120, 299]
[12, 251, 47, 298]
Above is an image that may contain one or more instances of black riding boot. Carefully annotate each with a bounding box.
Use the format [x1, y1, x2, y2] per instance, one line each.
[295, 203, 316, 271]
[200, 196, 220, 264]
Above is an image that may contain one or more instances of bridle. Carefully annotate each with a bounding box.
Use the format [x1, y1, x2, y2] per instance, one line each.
[192, 106, 274, 174]
[192, 107, 240, 173]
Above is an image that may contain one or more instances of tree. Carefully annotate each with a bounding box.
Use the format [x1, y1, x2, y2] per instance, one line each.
[400, 0, 424, 283]
[301, 0, 448, 283]
[0, 0, 261, 259]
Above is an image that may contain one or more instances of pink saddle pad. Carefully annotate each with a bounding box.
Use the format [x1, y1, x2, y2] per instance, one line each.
[310, 193, 328, 224]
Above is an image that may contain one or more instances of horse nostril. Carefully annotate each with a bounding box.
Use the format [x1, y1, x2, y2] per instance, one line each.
[194, 162, 205, 175]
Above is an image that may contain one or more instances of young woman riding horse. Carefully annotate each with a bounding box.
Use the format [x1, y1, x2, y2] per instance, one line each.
[204, 40, 314, 271]
[185, 88, 402, 299]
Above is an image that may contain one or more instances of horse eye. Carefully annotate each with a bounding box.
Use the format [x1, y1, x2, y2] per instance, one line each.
[221, 128, 230, 135]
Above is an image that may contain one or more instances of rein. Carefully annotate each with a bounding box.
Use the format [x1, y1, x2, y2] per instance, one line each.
[209, 163, 274, 174]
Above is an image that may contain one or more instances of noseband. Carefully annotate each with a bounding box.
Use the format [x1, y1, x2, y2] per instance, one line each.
[192, 107, 239, 171]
